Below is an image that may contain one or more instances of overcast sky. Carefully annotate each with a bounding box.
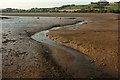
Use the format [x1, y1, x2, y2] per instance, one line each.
[0, 0, 119, 9]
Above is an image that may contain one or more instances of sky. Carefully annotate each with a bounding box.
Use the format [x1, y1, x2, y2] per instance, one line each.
[0, 0, 119, 9]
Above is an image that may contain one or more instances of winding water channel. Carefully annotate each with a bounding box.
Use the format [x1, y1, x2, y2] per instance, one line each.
[31, 18, 118, 78]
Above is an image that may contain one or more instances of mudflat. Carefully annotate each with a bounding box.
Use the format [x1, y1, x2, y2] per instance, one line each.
[2, 16, 80, 78]
[1, 13, 119, 78]
[47, 13, 119, 71]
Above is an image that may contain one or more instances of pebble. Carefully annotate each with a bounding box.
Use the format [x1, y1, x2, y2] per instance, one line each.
[83, 22, 87, 24]
[94, 48, 96, 49]
[103, 63, 106, 66]
[11, 62, 13, 65]
[46, 50, 49, 53]
[2, 36, 6, 38]
[91, 60, 95, 63]
[46, 34, 48, 37]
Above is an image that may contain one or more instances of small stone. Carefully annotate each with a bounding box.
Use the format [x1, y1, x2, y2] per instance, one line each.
[83, 22, 87, 24]
[82, 44, 85, 47]
[103, 49, 105, 50]
[23, 73, 26, 76]
[8, 49, 11, 52]
[64, 41, 69, 43]
[94, 48, 96, 49]
[45, 50, 49, 53]
[77, 44, 82, 46]
[103, 63, 106, 66]
[91, 60, 95, 63]
[46, 34, 48, 37]
[19, 37, 23, 40]
[3, 36, 6, 38]
[13, 43, 15, 45]
[11, 62, 13, 65]
[2, 39, 9, 43]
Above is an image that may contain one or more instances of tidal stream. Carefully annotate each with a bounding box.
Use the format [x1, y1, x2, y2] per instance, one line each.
[31, 18, 118, 78]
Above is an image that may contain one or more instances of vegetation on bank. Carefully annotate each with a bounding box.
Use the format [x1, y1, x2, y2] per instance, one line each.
[2, 1, 120, 13]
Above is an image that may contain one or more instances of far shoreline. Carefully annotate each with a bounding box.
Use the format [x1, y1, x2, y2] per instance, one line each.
[1, 13, 118, 17]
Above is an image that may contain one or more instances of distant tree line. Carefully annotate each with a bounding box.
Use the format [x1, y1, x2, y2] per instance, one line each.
[2, 8, 59, 13]
[2, 3, 120, 13]
[73, 9, 120, 13]
[57, 4, 75, 9]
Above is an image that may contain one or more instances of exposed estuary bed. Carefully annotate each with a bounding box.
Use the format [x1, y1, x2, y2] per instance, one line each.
[2, 15, 119, 78]
[31, 18, 118, 78]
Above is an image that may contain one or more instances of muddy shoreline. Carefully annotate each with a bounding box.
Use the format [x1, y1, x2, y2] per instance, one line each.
[46, 13, 119, 72]
[32, 20, 119, 78]
[2, 13, 119, 79]
[2, 16, 80, 78]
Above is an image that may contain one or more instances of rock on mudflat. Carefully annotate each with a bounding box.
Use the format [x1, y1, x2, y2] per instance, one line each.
[91, 60, 95, 63]
[83, 22, 87, 24]
[2, 39, 16, 43]
[0, 17, 10, 19]
[37, 17, 40, 19]
[103, 63, 107, 66]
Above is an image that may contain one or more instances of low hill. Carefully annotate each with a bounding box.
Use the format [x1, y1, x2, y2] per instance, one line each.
[58, 2, 120, 13]
[2, 2, 120, 13]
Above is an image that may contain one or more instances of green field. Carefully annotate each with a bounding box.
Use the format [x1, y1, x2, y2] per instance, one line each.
[2, 2, 120, 13]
